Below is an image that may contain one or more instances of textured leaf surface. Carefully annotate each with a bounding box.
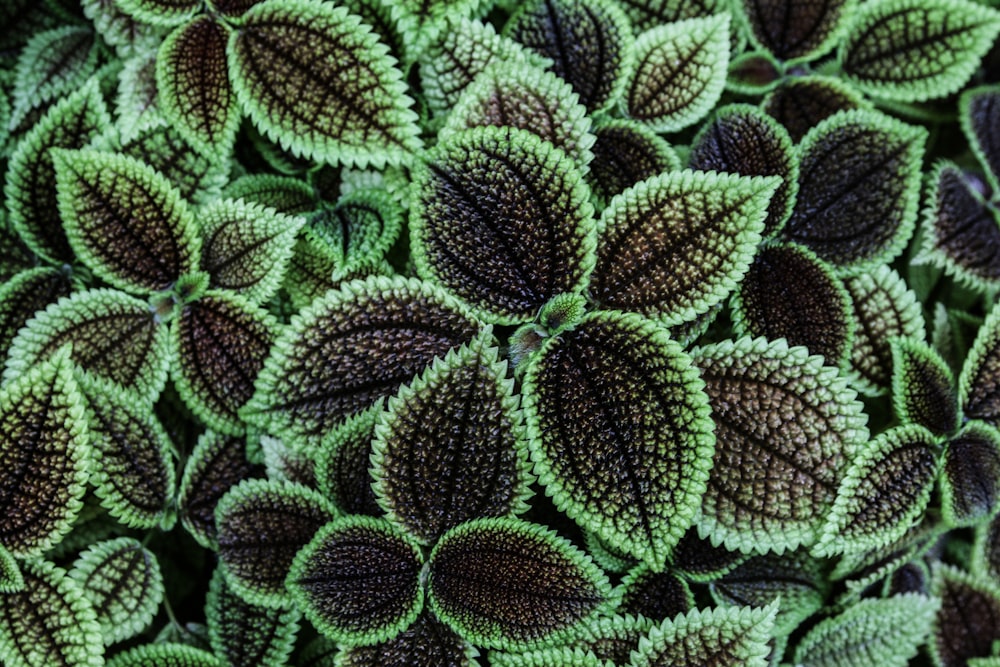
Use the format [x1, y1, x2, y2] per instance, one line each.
[52, 148, 201, 295]
[221, 173, 315, 215]
[242, 275, 481, 441]
[372, 330, 530, 544]
[973, 513, 1000, 581]
[315, 405, 383, 517]
[228, 0, 422, 167]
[10, 26, 98, 130]
[813, 424, 939, 557]
[618, 566, 693, 620]
[0, 545, 22, 594]
[839, 0, 1000, 102]
[890, 338, 957, 435]
[114, 0, 201, 26]
[505, 0, 633, 112]
[105, 643, 223, 667]
[5, 78, 112, 264]
[962, 85, 1000, 192]
[411, 126, 595, 324]
[334, 610, 476, 667]
[428, 517, 613, 650]
[0, 349, 88, 558]
[522, 311, 715, 569]
[781, 109, 925, 270]
[288, 516, 424, 646]
[671, 529, 749, 582]
[0, 560, 102, 667]
[586, 118, 680, 206]
[693, 337, 868, 554]
[81, 0, 164, 57]
[157, 16, 239, 153]
[960, 300, 1000, 428]
[69, 537, 164, 645]
[930, 565, 1000, 667]
[734, 243, 853, 368]
[629, 603, 776, 667]
[625, 14, 730, 133]
[737, 0, 853, 61]
[615, 0, 726, 33]
[794, 593, 938, 667]
[0, 267, 74, 359]
[172, 292, 280, 434]
[592, 171, 777, 327]
[4, 288, 169, 404]
[216, 479, 339, 608]
[761, 75, 867, 142]
[941, 421, 1000, 527]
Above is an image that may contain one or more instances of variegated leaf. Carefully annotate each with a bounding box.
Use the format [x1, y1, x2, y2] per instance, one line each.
[106, 643, 223, 667]
[114, 51, 161, 142]
[972, 512, 1000, 582]
[221, 173, 316, 215]
[81, 0, 165, 57]
[761, 75, 868, 143]
[114, 0, 201, 27]
[615, 0, 726, 33]
[941, 421, 1000, 528]
[890, 337, 958, 435]
[962, 85, 1000, 193]
[381, 0, 490, 50]
[315, 404, 383, 517]
[960, 300, 1000, 428]
[671, 529, 749, 582]
[737, 0, 854, 62]
[334, 610, 477, 667]
[586, 118, 680, 207]
[0, 267, 74, 358]
[617, 565, 693, 620]
[930, 565, 1000, 667]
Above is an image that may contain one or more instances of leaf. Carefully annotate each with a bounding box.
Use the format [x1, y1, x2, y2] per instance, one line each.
[624, 14, 730, 133]
[315, 404, 383, 517]
[726, 52, 783, 95]
[617, 565, 693, 620]
[242, 275, 482, 441]
[780, 109, 925, 270]
[334, 610, 478, 667]
[972, 512, 1000, 581]
[228, 0, 422, 168]
[68, 537, 164, 645]
[372, 329, 531, 544]
[962, 85, 1000, 193]
[794, 593, 938, 667]
[629, 603, 777, 667]
[440, 60, 595, 169]
[5, 78, 112, 264]
[919, 162, 1000, 291]
[844, 264, 926, 396]
[616, 0, 727, 33]
[586, 118, 680, 207]
[959, 299, 1000, 428]
[114, 51, 161, 142]
[3, 288, 170, 405]
[890, 337, 958, 435]
[930, 565, 1000, 667]
[570, 614, 657, 665]
[737, 0, 854, 61]
[411, 126, 596, 325]
[52, 148, 202, 295]
[761, 75, 868, 143]
[692, 337, 868, 554]
[157, 16, 240, 154]
[0, 267, 74, 358]
[0, 348, 89, 558]
[207, 566, 300, 667]
[0, 559, 103, 667]
[489, 646, 610, 667]
[0, 544, 22, 594]
[177, 430, 264, 549]
[522, 311, 715, 570]
[81, 0, 164, 58]
[813, 424, 939, 557]
[428, 517, 614, 650]
[105, 643, 223, 667]
[0, 215, 36, 283]
[113, 0, 201, 27]
[216, 478, 339, 608]
[504, 0, 634, 113]
[839, 0, 1000, 102]
[381, 0, 490, 50]
[287, 516, 425, 646]
[221, 173, 316, 215]
[591, 171, 778, 328]
[733, 242, 854, 369]
[940, 421, 1000, 528]
[688, 104, 798, 237]
[671, 529, 749, 582]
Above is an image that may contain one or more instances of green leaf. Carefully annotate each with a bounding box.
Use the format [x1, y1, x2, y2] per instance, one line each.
[242, 275, 482, 441]
[671, 529, 749, 582]
[228, 0, 422, 168]
[624, 14, 730, 133]
[106, 643, 223, 667]
[428, 517, 614, 650]
[81, 0, 165, 58]
[569, 613, 657, 665]
[591, 171, 778, 328]
[890, 337, 958, 435]
[782, 109, 926, 271]
[287, 516, 425, 646]
[315, 404, 383, 517]
[114, 51, 162, 142]
[52, 148, 202, 295]
[114, 0, 201, 27]
[177, 430, 264, 549]
[157, 16, 239, 155]
[0, 215, 37, 283]
[522, 311, 715, 570]
[221, 173, 316, 216]
[615, 0, 727, 33]
[216, 478, 339, 608]
[972, 512, 1000, 582]
[381, 0, 490, 50]
[940, 421, 1000, 528]
[0, 348, 89, 558]
[737, 0, 854, 61]
[411, 126, 595, 325]
[440, 60, 595, 169]
[586, 118, 680, 207]
[959, 299, 1000, 428]
[692, 337, 868, 554]
[68, 537, 164, 645]
[761, 75, 868, 143]
[10, 26, 99, 132]
[962, 85, 1000, 194]
[813, 424, 940, 557]
[334, 610, 478, 667]
[372, 329, 531, 544]
[3, 288, 170, 405]
[489, 646, 610, 667]
[794, 593, 938, 667]
[0, 559, 103, 667]
[688, 104, 798, 237]
[919, 162, 1000, 292]
[0, 267, 74, 359]
[629, 603, 777, 667]
[207, 566, 300, 667]
[839, 0, 1000, 102]
[0, 544, 22, 593]
[844, 264, 926, 396]
[504, 0, 634, 113]
[725, 51, 783, 95]
[617, 565, 693, 620]
[930, 564, 1000, 667]
[733, 242, 854, 369]
[5, 78, 112, 264]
